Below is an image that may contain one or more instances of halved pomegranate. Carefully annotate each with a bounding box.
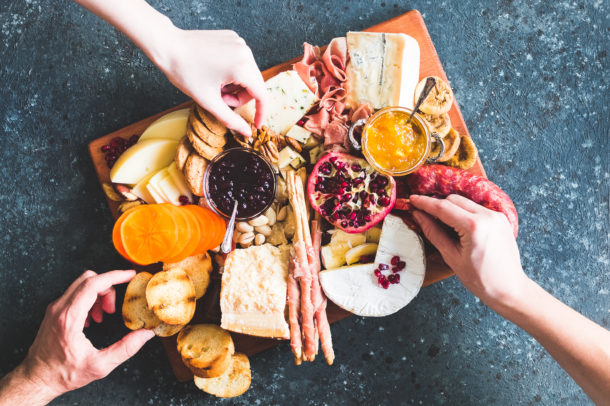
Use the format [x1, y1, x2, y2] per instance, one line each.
[307, 151, 396, 233]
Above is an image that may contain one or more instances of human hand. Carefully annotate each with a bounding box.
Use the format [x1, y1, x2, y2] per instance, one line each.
[410, 194, 528, 307]
[154, 28, 268, 136]
[19, 270, 154, 402]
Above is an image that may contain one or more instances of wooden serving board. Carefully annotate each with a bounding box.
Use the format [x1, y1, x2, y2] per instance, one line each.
[89, 10, 485, 382]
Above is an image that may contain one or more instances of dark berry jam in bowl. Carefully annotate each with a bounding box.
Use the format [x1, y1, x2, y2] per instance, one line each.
[204, 148, 277, 221]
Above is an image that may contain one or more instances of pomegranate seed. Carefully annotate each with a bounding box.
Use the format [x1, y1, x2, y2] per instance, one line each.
[374, 269, 381, 277]
[329, 156, 338, 163]
[364, 215, 371, 222]
[391, 256, 400, 265]
[397, 261, 406, 269]
[349, 212, 357, 220]
[392, 267, 401, 273]
[341, 220, 348, 228]
[361, 255, 374, 263]
[331, 212, 339, 221]
[379, 197, 390, 207]
[389, 274, 400, 284]
[379, 263, 389, 270]
[380, 279, 390, 289]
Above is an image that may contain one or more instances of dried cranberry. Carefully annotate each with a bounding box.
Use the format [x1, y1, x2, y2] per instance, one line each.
[178, 195, 190, 205]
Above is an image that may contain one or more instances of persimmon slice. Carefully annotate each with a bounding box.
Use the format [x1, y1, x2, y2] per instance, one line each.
[184, 205, 214, 252]
[160, 205, 192, 263]
[121, 205, 178, 265]
[112, 205, 144, 261]
[164, 206, 201, 263]
[186, 205, 225, 251]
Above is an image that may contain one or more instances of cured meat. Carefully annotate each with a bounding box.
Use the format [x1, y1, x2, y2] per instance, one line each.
[407, 165, 519, 237]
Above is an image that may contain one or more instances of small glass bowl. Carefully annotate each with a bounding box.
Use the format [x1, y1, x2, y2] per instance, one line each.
[203, 147, 277, 221]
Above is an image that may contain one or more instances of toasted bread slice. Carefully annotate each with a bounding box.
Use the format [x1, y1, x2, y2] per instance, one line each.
[175, 136, 193, 171]
[188, 113, 227, 148]
[163, 253, 213, 299]
[154, 322, 185, 337]
[188, 130, 223, 160]
[122, 272, 161, 330]
[177, 324, 235, 378]
[193, 353, 251, 398]
[195, 104, 228, 136]
[145, 269, 196, 325]
[184, 152, 207, 197]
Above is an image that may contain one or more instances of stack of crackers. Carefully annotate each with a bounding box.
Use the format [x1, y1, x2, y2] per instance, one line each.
[175, 105, 229, 196]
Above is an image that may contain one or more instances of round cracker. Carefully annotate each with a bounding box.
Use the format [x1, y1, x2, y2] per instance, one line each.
[175, 136, 193, 171]
[195, 104, 228, 136]
[145, 268, 196, 325]
[188, 130, 223, 160]
[188, 114, 228, 148]
[184, 152, 207, 197]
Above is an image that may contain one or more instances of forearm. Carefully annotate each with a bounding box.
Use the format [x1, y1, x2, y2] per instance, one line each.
[491, 277, 610, 404]
[0, 361, 59, 406]
[74, 0, 176, 67]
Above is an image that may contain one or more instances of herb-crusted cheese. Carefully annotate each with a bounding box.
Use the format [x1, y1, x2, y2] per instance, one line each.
[345, 32, 420, 110]
[236, 71, 318, 135]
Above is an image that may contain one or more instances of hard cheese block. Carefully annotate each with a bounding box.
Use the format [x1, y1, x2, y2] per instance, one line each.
[109, 139, 178, 185]
[236, 71, 318, 135]
[138, 108, 190, 142]
[345, 31, 420, 110]
[220, 244, 291, 339]
[319, 214, 425, 317]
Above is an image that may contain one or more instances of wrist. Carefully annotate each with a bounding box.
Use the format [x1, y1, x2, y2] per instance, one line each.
[0, 360, 60, 405]
[140, 14, 179, 73]
[479, 271, 533, 314]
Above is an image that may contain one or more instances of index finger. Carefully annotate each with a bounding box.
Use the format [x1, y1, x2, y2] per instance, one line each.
[410, 195, 474, 231]
[67, 270, 136, 328]
[232, 68, 268, 128]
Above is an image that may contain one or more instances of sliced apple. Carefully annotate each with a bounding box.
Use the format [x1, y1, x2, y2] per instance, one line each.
[345, 243, 378, 265]
[138, 108, 190, 143]
[110, 139, 178, 185]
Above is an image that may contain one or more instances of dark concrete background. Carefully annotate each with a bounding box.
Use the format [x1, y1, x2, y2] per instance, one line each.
[1, 0, 608, 404]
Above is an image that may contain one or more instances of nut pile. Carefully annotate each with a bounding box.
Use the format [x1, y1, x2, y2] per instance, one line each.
[232, 203, 295, 248]
[233, 125, 301, 164]
[102, 182, 145, 213]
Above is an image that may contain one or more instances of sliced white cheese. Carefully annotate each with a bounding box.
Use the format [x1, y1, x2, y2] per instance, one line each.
[146, 168, 171, 204]
[158, 174, 185, 206]
[236, 71, 318, 135]
[109, 139, 178, 185]
[138, 108, 190, 143]
[345, 32, 420, 110]
[167, 162, 193, 202]
[130, 171, 157, 204]
[320, 214, 425, 317]
[285, 125, 312, 144]
[277, 146, 300, 169]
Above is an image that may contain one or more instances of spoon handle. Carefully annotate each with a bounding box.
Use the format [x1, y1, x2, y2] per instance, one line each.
[220, 200, 239, 254]
[407, 77, 436, 123]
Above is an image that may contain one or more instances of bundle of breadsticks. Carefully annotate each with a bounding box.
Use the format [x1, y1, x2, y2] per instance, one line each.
[286, 171, 334, 365]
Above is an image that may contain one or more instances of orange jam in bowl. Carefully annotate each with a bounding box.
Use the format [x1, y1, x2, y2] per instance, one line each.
[362, 107, 431, 176]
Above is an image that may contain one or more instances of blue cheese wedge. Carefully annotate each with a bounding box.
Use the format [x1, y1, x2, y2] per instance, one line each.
[236, 71, 318, 135]
[319, 214, 425, 317]
[345, 32, 420, 110]
[220, 244, 291, 339]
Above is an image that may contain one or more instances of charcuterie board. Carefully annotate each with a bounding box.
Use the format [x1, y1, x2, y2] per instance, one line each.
[89, 10, 485, 382]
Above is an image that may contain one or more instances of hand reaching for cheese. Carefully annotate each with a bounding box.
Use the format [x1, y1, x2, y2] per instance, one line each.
[73, 0, 267, 137]
[0, 270, 154, 405]
[155, 29, 268, 136]
[409, 194, 527, 307]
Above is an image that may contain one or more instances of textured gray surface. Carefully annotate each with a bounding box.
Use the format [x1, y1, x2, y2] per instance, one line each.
[1, 0, 608, 405]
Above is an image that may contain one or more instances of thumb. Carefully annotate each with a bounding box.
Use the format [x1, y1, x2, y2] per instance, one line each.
[197, 95, 251, 136]
[99, 329, 155, 370]
[412, 210, 459, 261]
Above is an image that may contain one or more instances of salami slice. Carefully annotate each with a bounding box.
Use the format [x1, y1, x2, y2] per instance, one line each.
[407, 165, 519, 238]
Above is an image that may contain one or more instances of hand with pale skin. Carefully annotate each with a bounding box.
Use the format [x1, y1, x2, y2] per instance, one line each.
[74, 0, 268, 136]
[410, 194, 610, 404]
[0, 270, 154, 406]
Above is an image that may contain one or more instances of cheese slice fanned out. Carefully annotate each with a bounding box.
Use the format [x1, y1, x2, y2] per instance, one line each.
[235, 71, 318, 135]
[320, 214, 425, 317]
[220, 244, 291, 339]
[345, 31, 420, 110]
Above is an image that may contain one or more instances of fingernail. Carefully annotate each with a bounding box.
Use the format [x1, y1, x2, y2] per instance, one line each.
[410, 194, 420, 200]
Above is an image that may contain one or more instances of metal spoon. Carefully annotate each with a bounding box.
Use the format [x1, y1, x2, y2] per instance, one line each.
[407, 76, 436, 124]
[220, 200, 239, 254]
